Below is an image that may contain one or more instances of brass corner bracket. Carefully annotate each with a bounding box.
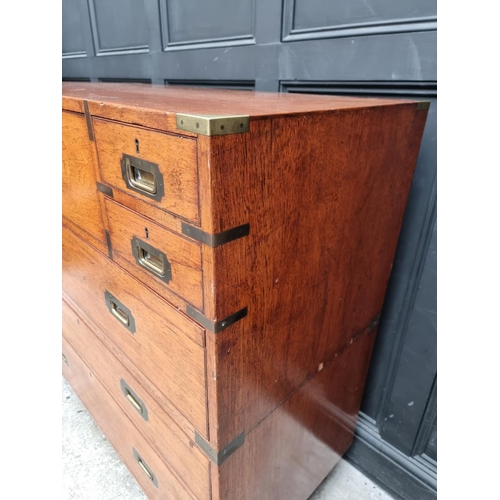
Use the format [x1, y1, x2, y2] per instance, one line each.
[416, 101, 431, 111]
[176, 113, 250, 136]
[195, 431, 246, 465]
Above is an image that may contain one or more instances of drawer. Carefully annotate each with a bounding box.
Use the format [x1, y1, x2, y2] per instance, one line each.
[105, 198, 204, 310]
[62, 225, 207, 435]
[62, 300, 210, 500]
[62, 111, 106, 249]
[93, 118, 199, 224]
[62, 337, 196, 500]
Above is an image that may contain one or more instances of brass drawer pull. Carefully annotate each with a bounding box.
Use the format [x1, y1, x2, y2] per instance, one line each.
[127, 393, 142, 413]
[120, 379, 148, 421]
[104, 291, 136, 334]
[121, 154, 164, 201]
[132, 448, 158, 487]
[131, 237, 172, 284]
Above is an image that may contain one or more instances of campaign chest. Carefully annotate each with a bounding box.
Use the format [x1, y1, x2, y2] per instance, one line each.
[62, 82, 428, 500]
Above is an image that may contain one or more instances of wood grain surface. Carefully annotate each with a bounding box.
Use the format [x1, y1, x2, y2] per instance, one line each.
[62, 84, 429, 500]
[62, 225, 207, 435]
[63, 299, 210, 500]
[105, 198, 204, 310]
[200, 104, 427, 448]
[63, 291, 201, 440]
[63, 82, 422, 134]
[62, 336, 195, 500]
[62, 111, 106, 246]
[94, 118, 200, 224]
[212, 329, 377, 500]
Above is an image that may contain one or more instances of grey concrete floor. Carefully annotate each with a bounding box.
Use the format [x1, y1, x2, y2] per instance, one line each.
[62, 377, 394, 500]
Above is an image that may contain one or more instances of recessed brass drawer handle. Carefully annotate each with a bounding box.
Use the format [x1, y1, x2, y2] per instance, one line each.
[104, 291, 136, 334]
[132, 448, 158, 487]
[120, 379, 148, 421]
[127, 393, 142, 413]
[121, 154, 164, 201]
[131, 236, 172, 284]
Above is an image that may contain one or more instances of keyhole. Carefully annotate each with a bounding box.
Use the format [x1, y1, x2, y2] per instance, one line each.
[145, 228, 149, 239]
[135, 138, 140, 154]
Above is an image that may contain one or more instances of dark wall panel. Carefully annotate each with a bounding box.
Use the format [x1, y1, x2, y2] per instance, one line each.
[161, 0, 255, 48]
[283, 0, 436, 40]
[62, 0, 87, 57]
[292, 0, 436, 30]
[88, 0, 150, 55]
[380, 220, 437, 455]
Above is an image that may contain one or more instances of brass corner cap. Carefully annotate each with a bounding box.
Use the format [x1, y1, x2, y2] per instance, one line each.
[416, 101, 431, 111]
[176, 113, 250, 136]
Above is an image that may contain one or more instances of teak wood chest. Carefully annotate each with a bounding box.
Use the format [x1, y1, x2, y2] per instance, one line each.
[62, 83, 428, 500]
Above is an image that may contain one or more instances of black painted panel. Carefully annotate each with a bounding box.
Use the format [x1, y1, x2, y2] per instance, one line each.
[362, 96, 437, 422]
[279, 33, 437, 81]
[346, 415, 437, 500]
[166, 80, 255, 90]
[380, 220, 437, 455]
[89, 0, 149, 53]
[426, 425, 437, 461]
[162, 0, 254, 46]
[99, 78, 152, 84]
[62, 0, 86, 56]
[292, 0, 436, 31]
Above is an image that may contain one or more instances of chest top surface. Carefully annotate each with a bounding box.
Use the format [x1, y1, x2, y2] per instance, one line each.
[62, 82, 423, 122]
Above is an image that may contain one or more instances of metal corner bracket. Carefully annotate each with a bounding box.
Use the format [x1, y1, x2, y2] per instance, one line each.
[104, 230, 113, 260]
[176, 113, 250, 136]
[195, 431, 245, 465]
[83, 100, 94, 141]
[181, 222, 250, 248]
[96, 182, 113, 198]
[186, 305, 248, 333]
[416, 101, 431, 111]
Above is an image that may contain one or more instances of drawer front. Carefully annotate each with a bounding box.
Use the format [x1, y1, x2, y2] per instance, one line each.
[62, 225, 207, 434]
[105, 198, 204, 310]
[62, 338, 196, 500]
[62, 300, 210, 500]
[62, 111, 106, 247]
[93, 118, 199, 224]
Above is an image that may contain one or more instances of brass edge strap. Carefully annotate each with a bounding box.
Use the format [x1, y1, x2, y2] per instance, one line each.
[195, 431, 245, 466]
[186, 305, 248, 333]
[181, 222, 250, 248]
[83, 100, 94, 141]
[417, 101, 431, 111]
[105, 230, 113, 260]
[176, 113, 250, 136]
[96, 182, 113, 198]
